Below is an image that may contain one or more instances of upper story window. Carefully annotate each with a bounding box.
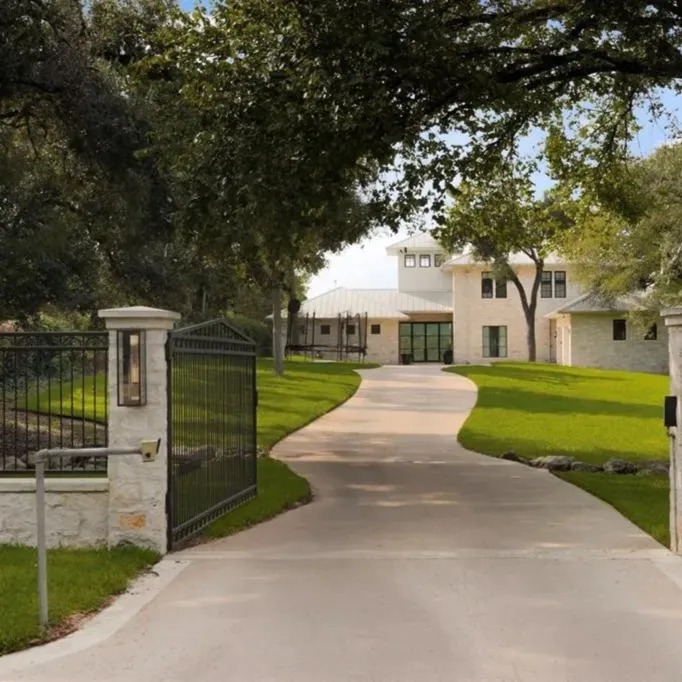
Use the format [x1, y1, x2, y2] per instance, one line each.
[371, 324, 381, 335]
[482, 272, 506, 298]
[554, 271, 567, 298]
[434, 253, 444, 267]
[481, 272, 494, 299]
[540, 271, 553, 298]
[320, 324, 331, 335]
[346, 324, 356, 335]
[404, 254, 416, 268]
[419, 254, 431, 267]
[613, 319, 627, 341]
[645, 324, 658, 341]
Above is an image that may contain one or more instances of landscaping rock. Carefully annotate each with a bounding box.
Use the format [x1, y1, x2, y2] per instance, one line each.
[530, 455, 575, 471]
[637, 462, 669, 477]
[570, 461, 604, 473]
[639, 459, 670, 474]
[501, 451, 529, 465]
[603, 458, 639, 475]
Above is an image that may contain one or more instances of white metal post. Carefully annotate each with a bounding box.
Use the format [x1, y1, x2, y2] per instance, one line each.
[32, 442, 159, 632]
[35, 459, 48, 631]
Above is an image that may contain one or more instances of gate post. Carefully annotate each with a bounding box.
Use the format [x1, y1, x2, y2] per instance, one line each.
[99, 306, 180, 554]
[663, 308, 682, 553]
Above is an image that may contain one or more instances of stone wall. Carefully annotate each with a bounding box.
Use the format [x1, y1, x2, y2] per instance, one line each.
[567, 313, 668, 374]
[366, 318, 399, 365]
[0, 478, 108, 548]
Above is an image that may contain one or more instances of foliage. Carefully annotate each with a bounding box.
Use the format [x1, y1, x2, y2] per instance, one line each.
[435, 165, 571, 359]
[449, 363, 667, 464]
[251, 0, 682, 222]
[557, 472, 669, 547]
[0, 545, 158, 655]
[559, 143, 682, 310]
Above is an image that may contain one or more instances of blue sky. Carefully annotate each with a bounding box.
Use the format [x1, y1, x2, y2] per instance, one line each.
[172, 1, 682, 295]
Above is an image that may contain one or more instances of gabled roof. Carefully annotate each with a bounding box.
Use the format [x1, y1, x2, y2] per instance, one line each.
[545, 293, 642, 318]
[385, 232, 443, 255]
[443, 251, 569, 268]
[279, 287, 452, 320]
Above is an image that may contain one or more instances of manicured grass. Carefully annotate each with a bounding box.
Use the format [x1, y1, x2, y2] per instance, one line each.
[557, 472, 670, 547]
[451, 362, 670, 546]
[203, 457, 311, 538]
[0, 546, 158, 655]
[25, 374, 107, 423]
[449, 363, 668, 464]
[256, 359, 376, 450]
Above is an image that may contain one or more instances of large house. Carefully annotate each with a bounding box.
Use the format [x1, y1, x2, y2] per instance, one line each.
[285, 233, 668, 373]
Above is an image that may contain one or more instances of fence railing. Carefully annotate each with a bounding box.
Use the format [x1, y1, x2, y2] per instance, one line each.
[0, 332, 109, 474]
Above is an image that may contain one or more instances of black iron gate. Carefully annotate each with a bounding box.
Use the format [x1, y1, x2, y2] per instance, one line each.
[167, 319, 257, 547]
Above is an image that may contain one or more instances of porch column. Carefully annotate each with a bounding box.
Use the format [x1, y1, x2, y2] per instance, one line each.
[98, 306, 180, 554]
[663, 308, 682, 553]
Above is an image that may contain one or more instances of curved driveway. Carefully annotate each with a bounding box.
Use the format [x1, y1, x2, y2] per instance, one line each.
[6, 365, 682, 681]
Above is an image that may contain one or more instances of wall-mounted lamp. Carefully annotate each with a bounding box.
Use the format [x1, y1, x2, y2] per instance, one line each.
[117, 330, 146, 406]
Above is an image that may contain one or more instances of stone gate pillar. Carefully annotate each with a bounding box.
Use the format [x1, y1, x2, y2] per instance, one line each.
[99, 306, 180, 554]
[663, 308, 682, 553]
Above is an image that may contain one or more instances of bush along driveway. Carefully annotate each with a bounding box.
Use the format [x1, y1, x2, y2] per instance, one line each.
[1, 359, 375, 654]
[449, 363, 670, 546]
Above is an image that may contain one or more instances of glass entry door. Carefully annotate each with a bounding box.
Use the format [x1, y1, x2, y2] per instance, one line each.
[399, 322, 453, 363]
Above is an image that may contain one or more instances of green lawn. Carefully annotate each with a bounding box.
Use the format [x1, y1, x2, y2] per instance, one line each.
[450, 362, 670, 545]
[449, 362, 668, 464]
[557, 472, 670, 547]
[25, 374, 107, 423]
[0, 546, 158, 655]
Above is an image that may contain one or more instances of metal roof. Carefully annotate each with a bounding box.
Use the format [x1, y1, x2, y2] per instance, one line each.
[443, 251, 569, 268]
[385, 232, 444, 254]
[284, 287, 452, 319]
[545, 293, 640, 318]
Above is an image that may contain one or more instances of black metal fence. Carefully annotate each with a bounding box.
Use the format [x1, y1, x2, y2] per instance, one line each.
[0, 332, 109, 473]
[167, 319, 257, 547]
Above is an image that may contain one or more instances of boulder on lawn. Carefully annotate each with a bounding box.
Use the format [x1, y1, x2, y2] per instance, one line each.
[603, 458, 639, 475]
[637, 461, 669, 477]
[570, 461, 604, 473]
[501, 451, 529, 465]
[530, 455, 575, 471]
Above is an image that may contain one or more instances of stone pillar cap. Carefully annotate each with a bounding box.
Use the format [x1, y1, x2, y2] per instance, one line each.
[662, 307, 682, 326]
[98, 306, 181, 329]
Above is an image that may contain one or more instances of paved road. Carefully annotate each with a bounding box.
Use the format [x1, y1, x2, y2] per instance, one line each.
[5, 365, 682, 682]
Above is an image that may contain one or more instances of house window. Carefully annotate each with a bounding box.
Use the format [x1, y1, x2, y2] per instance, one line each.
[495, 279, 507, 299]
[554, 271, 567, 298]
[419, 254, 431, 267]
[346, 324, 356, 335]
[320, 324, 331, 335]
[540, 271, 553, 298]
[371, 324, 381, 335]
[481, 272, 494, 299]
[434, 253, 444, 267]
[482, 326, 508, 358]
[645, 324, 658, 341]
[613, 319, 627, 341]
[404, 254, 416, 268]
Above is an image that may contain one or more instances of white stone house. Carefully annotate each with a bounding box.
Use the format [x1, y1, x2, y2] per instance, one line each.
[288, 233, 668, 373]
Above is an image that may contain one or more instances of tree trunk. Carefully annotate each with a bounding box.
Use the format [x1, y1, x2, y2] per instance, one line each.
[507, 258, 543, 363]
[271, 284, 285, 376]
[525, 306, 537, 362]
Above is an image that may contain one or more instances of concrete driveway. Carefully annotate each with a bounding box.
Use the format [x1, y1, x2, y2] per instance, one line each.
[5, 365, 682, 682]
